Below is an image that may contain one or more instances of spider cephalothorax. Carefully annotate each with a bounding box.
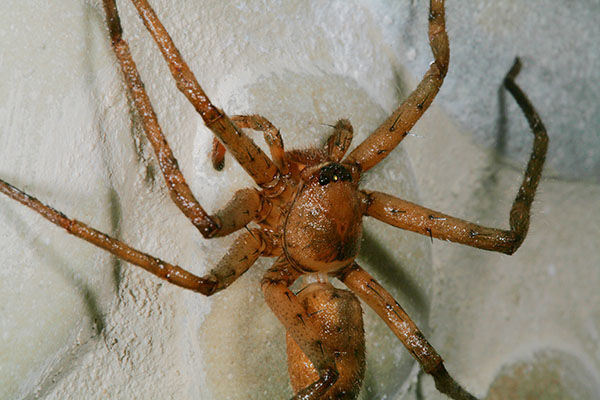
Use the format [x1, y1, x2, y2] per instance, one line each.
[281, 156, 364, 274]
[0, 0, 547, 399]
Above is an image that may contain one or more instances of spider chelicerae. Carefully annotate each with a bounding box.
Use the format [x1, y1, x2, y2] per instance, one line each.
[0, 0, 547, 399]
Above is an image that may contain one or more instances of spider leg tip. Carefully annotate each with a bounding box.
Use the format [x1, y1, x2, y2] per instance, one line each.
[505, 57, 523, 82]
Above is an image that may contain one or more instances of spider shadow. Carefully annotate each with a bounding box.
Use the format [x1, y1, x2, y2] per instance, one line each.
[470, 72, 519, 227]
[82, 3, 126, 293]
[484, 80, 510, 188]
[0, 182, 124, 400]
[0, 181, 123, 335]
[359, 229, 429, 316]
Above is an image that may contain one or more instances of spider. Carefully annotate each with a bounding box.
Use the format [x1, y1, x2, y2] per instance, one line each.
[0, 0, 548, 399]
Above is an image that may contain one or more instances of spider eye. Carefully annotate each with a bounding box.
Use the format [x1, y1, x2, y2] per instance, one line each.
[318, 173, 331, 186]
[318, 163, 351, 186]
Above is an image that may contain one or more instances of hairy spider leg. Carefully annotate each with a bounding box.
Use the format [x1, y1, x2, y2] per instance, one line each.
[124, 0, 279, 186]
[338, 263, 477, 400]
[261, 258, 340, 400]
[344, 0, 449, 173]
[231, 115, 289, 175]
[362, 58, 548, 255]
[103, 0, 278, 238]
[211, 117, 354, 172]
[103, 0, 215, 237]
[0, 180, 264, 296]
[324, 119, 354, 163]
[211, 188, 263, 237]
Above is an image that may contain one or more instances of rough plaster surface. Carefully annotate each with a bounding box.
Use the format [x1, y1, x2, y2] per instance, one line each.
[403, 108, 600, 399]
[1, 1, 599, 400]
[390, 0, 600, 184]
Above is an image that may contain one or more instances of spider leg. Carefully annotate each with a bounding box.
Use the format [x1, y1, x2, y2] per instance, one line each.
[261, 258, 338, 400]
[324, 119, 353, 163]
[212, 188, 263, 237]
[345, 0, 448, 173]
[362, 59, 548, 255]
[337, 263, 477, 400]
[102, 1, 277, 238]
[362, 191, 515, 253]
[102, 0, 216, 237]
[0, 178, 263, 295]
[116, 0, 278, 186]
[215, 117, 354, 168]
[205, 228, 264, 293]
[212, 115, 289, 174]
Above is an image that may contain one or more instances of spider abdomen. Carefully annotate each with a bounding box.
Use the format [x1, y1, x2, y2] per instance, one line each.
[286, 282, 365, 400]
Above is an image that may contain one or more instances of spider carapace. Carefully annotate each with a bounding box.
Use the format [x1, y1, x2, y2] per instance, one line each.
[0, 0, 548, 399]
[281, 158, 363, 273]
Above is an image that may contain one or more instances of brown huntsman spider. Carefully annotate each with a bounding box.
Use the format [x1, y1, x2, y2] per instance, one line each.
[0, 0, 548, 399]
